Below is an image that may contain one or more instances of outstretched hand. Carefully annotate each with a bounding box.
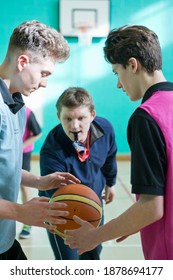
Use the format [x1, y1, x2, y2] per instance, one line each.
[38, 172, 81, 191]
[64, 215, 98, 255]
[22, 170, 80, 191]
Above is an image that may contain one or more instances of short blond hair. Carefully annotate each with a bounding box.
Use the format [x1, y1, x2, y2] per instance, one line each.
[7, 20, 70, 63]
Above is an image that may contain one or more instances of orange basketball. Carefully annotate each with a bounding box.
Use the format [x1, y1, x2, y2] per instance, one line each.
[49, 184, 102, 239]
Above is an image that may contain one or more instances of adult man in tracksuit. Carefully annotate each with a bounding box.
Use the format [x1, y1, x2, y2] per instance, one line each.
[39, 87, 117, 260]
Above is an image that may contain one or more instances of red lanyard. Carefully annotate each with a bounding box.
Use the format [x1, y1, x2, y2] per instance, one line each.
[76, 132, 90, 162]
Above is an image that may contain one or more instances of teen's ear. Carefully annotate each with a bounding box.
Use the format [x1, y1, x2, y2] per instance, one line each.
[57, 112, 60, 120]
[128, 57, 138, 73]
[91, 110, 96, 121]
[18, 55, 29, 71]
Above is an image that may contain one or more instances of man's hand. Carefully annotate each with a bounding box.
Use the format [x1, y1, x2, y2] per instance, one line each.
[102, 185, 115, 204]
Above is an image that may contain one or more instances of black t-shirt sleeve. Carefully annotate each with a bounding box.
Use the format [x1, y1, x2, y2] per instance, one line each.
[127, 108, 167, 195]
[28, 111, 41, 136]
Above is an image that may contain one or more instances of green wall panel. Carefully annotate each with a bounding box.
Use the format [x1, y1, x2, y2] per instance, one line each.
[1, 0, 173, 155]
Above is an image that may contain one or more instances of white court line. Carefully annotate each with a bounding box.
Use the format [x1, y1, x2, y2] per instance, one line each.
[117, 176, 135, 203]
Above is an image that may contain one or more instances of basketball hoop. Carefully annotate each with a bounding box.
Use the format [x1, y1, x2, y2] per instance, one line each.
[78, 26, 92, 45]
[76, 22, 95, 45]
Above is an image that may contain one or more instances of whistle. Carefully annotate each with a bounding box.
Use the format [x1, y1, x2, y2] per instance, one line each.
[74, 132, 78, 142]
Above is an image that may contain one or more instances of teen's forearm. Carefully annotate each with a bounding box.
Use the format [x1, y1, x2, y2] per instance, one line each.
[0, 199, 21, 220]
[21, 169, 40, 188]
[23, 134, 42, 149]
[92, 195, 164, 245]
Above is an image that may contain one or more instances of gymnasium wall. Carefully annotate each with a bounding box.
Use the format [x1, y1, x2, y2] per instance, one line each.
[0, 0, 173, 155]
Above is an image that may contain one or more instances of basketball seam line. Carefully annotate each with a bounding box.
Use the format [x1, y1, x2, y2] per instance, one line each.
[51, 193, 100, 204]
[58, 216, 101, 222]
[50, 194, 102, 215]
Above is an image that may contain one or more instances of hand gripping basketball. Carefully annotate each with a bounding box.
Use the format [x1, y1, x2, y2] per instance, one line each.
[49, 184, 102, 238]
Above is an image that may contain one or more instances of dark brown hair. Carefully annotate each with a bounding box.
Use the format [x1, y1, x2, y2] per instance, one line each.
[104, 25, 162, 73]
